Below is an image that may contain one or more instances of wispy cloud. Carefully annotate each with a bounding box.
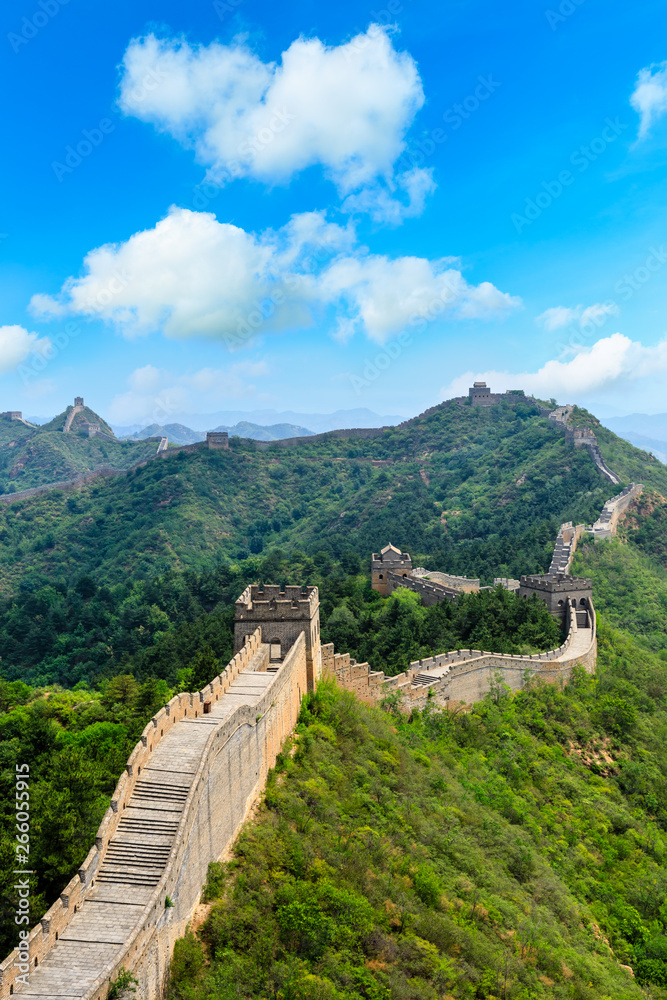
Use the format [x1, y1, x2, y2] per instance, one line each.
[631, 61, 667, 141]
[536, 301, 619, 332]
[0, 325, 52, 373]
[108, 361, 272, 424]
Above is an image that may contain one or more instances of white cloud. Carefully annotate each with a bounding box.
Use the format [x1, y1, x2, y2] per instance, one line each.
[320, 255, 520, 341]
[0, 325, 52, 373]
[441, 333, 667, 401]
[341, 166, 436, 225]
[31, 206, 521, 345]
[108, 361, 270, 424]
[536, 301, 619, 333]
[630, 61, 667, 140]
[118, 26, 431, 223]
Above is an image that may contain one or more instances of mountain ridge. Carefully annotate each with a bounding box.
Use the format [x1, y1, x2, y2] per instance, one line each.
[0, 392, 664, 596]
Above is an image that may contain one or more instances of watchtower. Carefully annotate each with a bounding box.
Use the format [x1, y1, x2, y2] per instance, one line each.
[372, 543, 412, 596]
[519, 574, 592, 625]
[74, 396, 84, 407]
[469, 381, 491, 404]
[206, 431, 229, 449]
[234, 584, 321, 690]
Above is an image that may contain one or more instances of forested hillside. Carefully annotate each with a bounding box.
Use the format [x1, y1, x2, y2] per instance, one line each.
[0, 405, 157, 494]
[2, 394, 667, 993]
[169, 643, 667, 1000]
[0, 395, 664, 597]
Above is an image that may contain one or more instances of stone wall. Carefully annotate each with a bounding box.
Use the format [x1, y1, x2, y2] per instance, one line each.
[324, 599, 596, 713]
[234, 585, 322, 690]
[0, 629, 308, 1000]
[385, 570, 461, 604]
[590, 483, 644, 538]
[548, 521, 587, 575]
[412, 568, 480, 592]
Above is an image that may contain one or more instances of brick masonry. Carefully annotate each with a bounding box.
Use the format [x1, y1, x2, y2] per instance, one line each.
[323, 595, 596, 712]
[0, 621, 312, 1000]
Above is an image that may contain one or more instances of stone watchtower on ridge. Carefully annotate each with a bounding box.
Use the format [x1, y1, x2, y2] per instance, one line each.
[234, 584, 322, 690]
[372, 543, 412, 596]
[519, 573, 592, 626]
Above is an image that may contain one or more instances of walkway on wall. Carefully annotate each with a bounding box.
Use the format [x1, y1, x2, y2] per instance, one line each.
[411, 602, 592, 690]
[63, 404, 85, 433]
[13, 649, 276, 1000]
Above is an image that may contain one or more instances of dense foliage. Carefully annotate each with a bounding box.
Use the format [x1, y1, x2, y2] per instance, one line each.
[1, 395, 666, 993]
[1, 397, 661, 594]
[321, 584, 561, 674]
[169, 628, 667, 999]
[573, 534, 667, 654]
[0, 407, 156, 494]
[0, 554, 561, 687]
[0, 676, 170, 955]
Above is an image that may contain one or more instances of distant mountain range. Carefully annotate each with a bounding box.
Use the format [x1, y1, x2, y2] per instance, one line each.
[124, 421, 315, 445]
[111, 407, 403, 438]
[601, 414, 667, 464]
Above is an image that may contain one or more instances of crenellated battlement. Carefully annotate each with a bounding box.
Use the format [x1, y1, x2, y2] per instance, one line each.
[234, 584, 321, 690]
[235, 584, 319, 619]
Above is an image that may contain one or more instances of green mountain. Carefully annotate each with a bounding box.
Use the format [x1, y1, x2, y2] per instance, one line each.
[0, 403, 160, 494]
[126, 422, 206, 445]
[212, 420, 315, 440]
[3, 391, 667, 992]
[0, 393, 665, 595]
[171, 662, 667, 999]
[126, 420, 315, 445]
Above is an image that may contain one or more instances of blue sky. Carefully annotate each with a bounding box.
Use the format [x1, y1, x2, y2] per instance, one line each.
[2, 0, 667, 425]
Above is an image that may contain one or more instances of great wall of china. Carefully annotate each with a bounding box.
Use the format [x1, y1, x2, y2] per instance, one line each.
[0, 385, 647, 998]
[1, 562, 599, 1000]
[0, 384, 638, 505]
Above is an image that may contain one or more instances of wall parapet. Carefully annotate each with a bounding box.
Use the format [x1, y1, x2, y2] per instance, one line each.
[325, 599, 596, 710]
[0, 626, 282, 1000]
[590, 483, 644, 538]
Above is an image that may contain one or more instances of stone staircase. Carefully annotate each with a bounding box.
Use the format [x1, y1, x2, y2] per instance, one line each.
[10, 663, 278, 1000]
[576, 609, 590, 629]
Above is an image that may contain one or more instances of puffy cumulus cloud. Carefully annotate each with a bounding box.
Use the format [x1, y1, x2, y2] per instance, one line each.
[107, 361, 270, 425]
[118, 26, 431, 223]
[320, 255, 521, 342]
[441, 333, 667, 402]
[31, 207, 520, 346]
[0, 325, 52, 373]
[536, 301, 619, 332]
[631, 61, 667, 140]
